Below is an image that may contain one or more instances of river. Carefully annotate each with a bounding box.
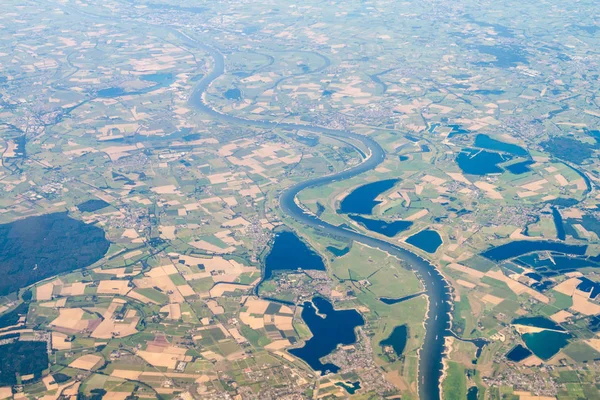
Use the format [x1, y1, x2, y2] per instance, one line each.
[178, 31, 453, 400]
[53, 6, 452, 395]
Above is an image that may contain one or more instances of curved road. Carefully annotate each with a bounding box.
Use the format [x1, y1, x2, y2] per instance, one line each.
[176, 31, 452, 400]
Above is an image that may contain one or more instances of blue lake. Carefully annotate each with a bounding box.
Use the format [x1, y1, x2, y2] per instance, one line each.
[263, 230, 325, 280]
[97, 73, 175, 98]
[505, 160, 534, 175]
[224, 88, 242, 100]
[338, 179, 399, 214]
[513, 316, 565, 331]
[406, 229, 442, 253]
[505, 344, 532, 362]
[516, 253, 597, 276]
[467, 386, 479, 400]
[522, 330, 570, 360]
[379, 325, 408, 357]
[456, 148, 512, 175]
[77, 199, 110, 213]
[473, 44, 529, 68]
[482, 240, 587, 261]
[349, 215, 412, 237]
[326, 245, 350, 257]
[289, 297, 364, 374]
[474, 134, 528, 157]
[577, 277, 600, 299]
[335, 381, 361, 394]
[140, 72, 174, 84]
[551, 207, 566, 240]
[97, 87, 125, 97]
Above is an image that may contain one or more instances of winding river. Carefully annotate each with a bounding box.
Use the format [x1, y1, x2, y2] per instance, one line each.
[55, 5, 451, 394]
[178, 31, 452, 400]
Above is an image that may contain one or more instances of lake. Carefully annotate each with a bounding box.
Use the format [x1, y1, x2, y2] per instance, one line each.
[224, 88, 242, 100]
[97, 73, 175, 98]
[140, 72, 174, 85]
[262, 230, 325, 281]
[379, 325, 408, 357]
[289, 297, 364, 374]
[577, 277, 600, 299]
[456, 148, 512, 175]
[481, 240, 587, 261]
[447, 124, 470, 138]
[335, 381, 361, 394]
[551, 207, 566, 240]
[505, 344, 532, 362]
[406, 229, 442, 253]
[513, 316, 565, 331]
[77, 199, 110, 213]
[473, 44, 529, 68]
[505, 160, 534, 175]
[0, 212, 110, 295]
[467, 386, 479, 400]
[474, 134, 528, 157]
[349, 215, 412, 237]
[522, 330, 570, 360]
[516, 253, 597, 276]
[97, 87, 125, 97]
[338, 179, 399, 214]
[326, 245, 350, 257]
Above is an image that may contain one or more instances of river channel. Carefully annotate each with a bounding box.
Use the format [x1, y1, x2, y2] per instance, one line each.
[178, 31, 452, 400]
[56, 6, 454, 394]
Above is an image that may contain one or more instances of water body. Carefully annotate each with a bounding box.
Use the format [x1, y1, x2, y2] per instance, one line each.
[379, 325, 408, 357]
[289, 297, 364, 374]
[449, 332, 488, 360]
[472, 44, 529, 68]
[506, 344, 533, 362]
[0, 212, 109, 296]
[262, 230, 325, 281]
[181, 32, 452, 400]
[505, 160, 534, 174]
[131, 0, 207, 13]
[467, 386, 479, 400]
[339, 179, 399, 214]
[349, 215, 412, 237]
[97, 87, 125, 97]
[513, 316, 565, 331]
[525, 272, 543, 282]
[335, 381, 361, 394]
[516, 253, 598, 275]
[326, 245, 350, 257]
[472, 89, 505, 96]
[482, 241, 587, 261]
[577, 277, 600, 299]
[97, 72, 176, 98]
[474, 134, 528, 157]
[380, 291, 424, 305]
[140, 72, 173, 85]
[224, 88, 242, 100]
[406, 229, 443, 254]
[447, 124, 470, 138]
[456, 148, 512, 175]
[551, 207, 566, 240]
[77, 199, 110, 213]
[522, 330, 570, 360]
